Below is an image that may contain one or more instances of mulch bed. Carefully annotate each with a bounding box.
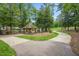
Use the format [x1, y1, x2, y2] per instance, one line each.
[26, 32, 50, 36]
[32, 32, 50, 36]
[68, 31, 79, 55]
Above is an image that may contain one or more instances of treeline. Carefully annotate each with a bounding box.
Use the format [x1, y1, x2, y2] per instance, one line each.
[0, 3, 54, 34]
[0, 3, 32, 34]
[36, 4, 53, 32]
[57, 3, 79, 32]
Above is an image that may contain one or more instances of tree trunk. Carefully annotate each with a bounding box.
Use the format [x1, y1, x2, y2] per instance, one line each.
[74, 25, 77, 32]
[45, 28, 48, 32]
[10, 25, 12, 34]
[64, 26, 67, 31]
[41, 28, 44, 32]
[0, 27, 1, 34]
[67, 24, 70, 31]
[67, 26, 69, 31]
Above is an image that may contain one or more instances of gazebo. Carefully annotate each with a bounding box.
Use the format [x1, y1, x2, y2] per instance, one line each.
[23, 22, 37, 33]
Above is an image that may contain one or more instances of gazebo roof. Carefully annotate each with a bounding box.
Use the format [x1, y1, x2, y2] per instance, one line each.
[24, 22, 37, 28]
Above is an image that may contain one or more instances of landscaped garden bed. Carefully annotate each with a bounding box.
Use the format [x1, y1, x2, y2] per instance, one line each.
[0, 40, 16, 56]
[17, 32, 58, 41]
[67, 31, 79, 55]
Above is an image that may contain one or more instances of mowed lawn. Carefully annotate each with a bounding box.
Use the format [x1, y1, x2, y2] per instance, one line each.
[52, 27, 62, 32]
[0, 40, 16, 56]
[17, 32, 58, 41]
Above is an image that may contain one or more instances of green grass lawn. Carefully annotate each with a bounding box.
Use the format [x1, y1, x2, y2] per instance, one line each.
[51, 27, 62, 32]
[17, 32, 58, 41]
[0, 40, 16, 56]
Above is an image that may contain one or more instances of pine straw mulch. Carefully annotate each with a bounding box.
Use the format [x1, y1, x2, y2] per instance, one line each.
[67, 31, 79, 55]
[25, 32, 51, 36]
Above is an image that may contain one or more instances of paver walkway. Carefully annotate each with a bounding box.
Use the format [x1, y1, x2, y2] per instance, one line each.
[0, 32, 76, 56]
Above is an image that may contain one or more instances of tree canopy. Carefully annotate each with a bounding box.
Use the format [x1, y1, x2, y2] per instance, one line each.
[57, 3, 79, 31]
[0, 3, 54, 34]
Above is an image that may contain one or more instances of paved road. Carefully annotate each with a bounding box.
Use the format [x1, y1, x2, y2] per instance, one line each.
[0, 32, 76, 56]
[50, 32, 71, 44]
[0, 34, 30, 46]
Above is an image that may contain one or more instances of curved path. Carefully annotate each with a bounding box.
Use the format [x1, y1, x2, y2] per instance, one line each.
[0, 32, 76, 56]
[0, 34, 30, 46]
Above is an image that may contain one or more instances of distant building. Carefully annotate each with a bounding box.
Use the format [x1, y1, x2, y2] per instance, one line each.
[23, 22, 37, 33]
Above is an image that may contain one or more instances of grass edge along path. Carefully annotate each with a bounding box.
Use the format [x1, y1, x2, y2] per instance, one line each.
[0, 40, 16, 56]
[17, 32, 58, 41]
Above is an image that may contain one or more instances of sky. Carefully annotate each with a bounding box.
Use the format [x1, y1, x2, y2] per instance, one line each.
[32, 3, 61, 20]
